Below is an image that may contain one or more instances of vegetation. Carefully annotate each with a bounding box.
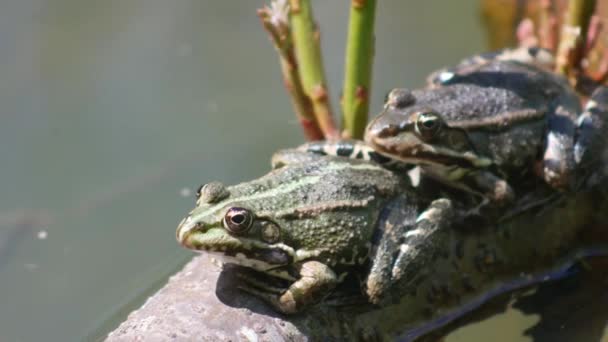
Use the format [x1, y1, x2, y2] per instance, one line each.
[260, 0, 604, 140]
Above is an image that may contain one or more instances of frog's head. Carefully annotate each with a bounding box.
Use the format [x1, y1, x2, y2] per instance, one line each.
[177, 152, 404, 275]
[365, 88, 491, 171]
[176, 180, 296, 273]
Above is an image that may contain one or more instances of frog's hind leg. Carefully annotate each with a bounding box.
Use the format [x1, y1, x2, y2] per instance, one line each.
[365, 194, 419, 305]
[366, 197, 454, 306]
[574, 86, 608, 190]
[298, 140, 411, 171]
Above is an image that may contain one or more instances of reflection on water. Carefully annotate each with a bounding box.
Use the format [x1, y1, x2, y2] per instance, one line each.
[444, 260, 608, 342]
[4, 1, 604, 341]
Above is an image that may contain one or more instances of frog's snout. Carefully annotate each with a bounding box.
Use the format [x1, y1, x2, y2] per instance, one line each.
[176, 216, 195, 246]
[365, 118, 399, 142]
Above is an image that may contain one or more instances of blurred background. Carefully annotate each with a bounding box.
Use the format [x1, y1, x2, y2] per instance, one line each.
[4, 1, 602, 341]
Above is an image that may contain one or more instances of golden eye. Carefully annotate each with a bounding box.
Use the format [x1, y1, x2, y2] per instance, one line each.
[415, 111, 443, 141]
[223, 207, 253, 234]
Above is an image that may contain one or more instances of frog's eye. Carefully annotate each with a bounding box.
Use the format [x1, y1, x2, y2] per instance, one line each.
[415, 112, 442, 141]
[223, 207, 254, 234]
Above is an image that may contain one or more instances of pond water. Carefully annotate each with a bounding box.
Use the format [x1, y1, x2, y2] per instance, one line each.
[0, 1, 605, 341]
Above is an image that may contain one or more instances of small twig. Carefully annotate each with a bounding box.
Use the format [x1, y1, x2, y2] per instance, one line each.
[593, 47, 608, 84]
[289, 0, 339, 139]
[585, 14, 603, 55]
[258, 1, 324, 141]
[341, 0, 377, 139]
[555, 0, 597, 78]
[538, 0, 558, 51]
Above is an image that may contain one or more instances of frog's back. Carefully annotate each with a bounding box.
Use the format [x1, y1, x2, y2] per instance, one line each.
[419, 60, 575, 123]
[410, 84, 541, 124]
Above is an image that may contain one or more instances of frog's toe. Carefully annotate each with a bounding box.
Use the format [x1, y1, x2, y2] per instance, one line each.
[489, 179, 515, 204]
[542, 159, 573, 190]
[235, 271, 285, 294]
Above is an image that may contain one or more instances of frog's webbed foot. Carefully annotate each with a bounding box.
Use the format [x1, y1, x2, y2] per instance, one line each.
[366, 197, 453, 305]
[237, 261, 338, 314]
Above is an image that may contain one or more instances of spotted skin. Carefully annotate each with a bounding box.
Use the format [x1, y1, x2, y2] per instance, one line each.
[177, 150, 417, 313]
[427, 47, 555, 86]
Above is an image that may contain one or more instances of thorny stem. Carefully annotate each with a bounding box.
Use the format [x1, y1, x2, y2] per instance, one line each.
[538, 0, 558, 51]
[289, 0, 339, 139]
[258, 4, 324, 141]
[555, 0, 597, 78]
[341, 0, 376, 139]
[594, 48, 608, 84]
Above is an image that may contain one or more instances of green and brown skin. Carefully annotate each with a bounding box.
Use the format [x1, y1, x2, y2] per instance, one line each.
[365, 48, 585, 204]
[176, 151, 428, 313]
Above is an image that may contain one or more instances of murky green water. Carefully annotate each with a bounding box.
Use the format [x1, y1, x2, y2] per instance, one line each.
[1, 1, 604, 341]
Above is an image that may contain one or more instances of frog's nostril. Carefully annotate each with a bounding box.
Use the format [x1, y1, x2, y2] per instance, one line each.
[377, 125, 400, 138]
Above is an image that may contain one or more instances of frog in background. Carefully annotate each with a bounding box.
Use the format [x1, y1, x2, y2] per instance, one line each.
[364, 47, 608, 206]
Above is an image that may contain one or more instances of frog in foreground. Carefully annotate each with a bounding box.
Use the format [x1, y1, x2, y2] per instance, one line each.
[365, 48, 608, 204]
[177, 149, 436, 313]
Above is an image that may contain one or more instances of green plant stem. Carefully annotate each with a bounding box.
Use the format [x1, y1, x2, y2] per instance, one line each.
[555, 0, 597, 77]
[341, 0, 376, 139]
[289, 0, 339, 139]
[257, 8, 324, 141]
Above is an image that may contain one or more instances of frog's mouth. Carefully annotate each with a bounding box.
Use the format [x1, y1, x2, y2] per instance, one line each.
[366, 134, 492, 170]
[178, 223, 294, 273]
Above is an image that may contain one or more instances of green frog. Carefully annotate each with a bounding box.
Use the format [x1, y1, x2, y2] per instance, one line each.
[176, 148, 607, 340]
[177, 149, 435, 313]
[365, 48, 594, 204]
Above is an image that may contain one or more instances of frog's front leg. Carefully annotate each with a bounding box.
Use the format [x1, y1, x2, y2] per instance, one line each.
[542, 88, 580, 190]
[425, 167, 514, 206]
[573, 86, 608, 193]
[238, 260, 338, 314]
[366, 197, 453, 306]
[574, 86, 608, 167]
[462, 170, 514, 205]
